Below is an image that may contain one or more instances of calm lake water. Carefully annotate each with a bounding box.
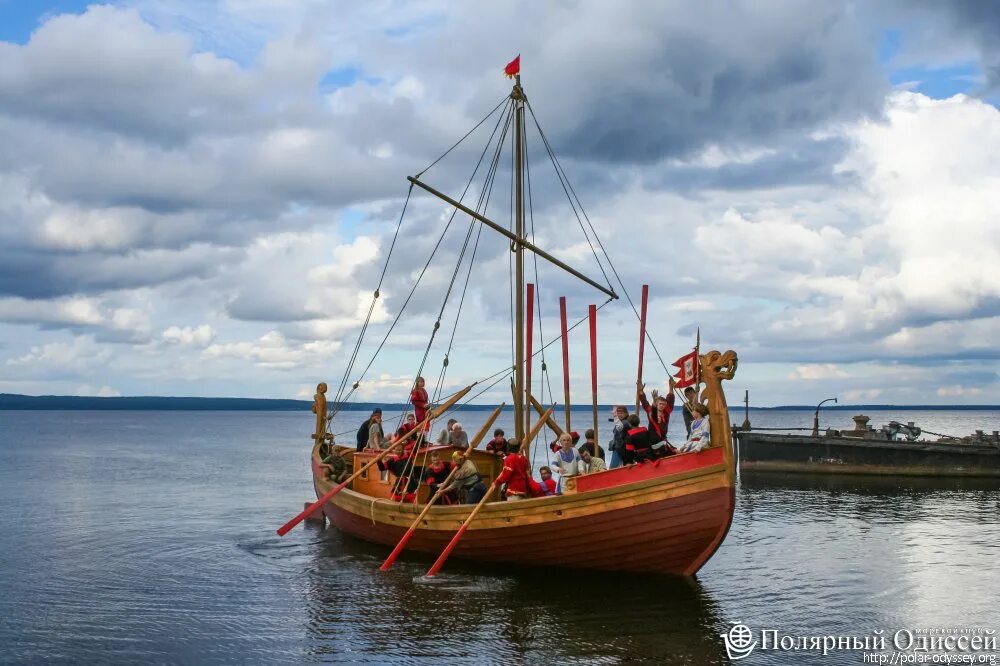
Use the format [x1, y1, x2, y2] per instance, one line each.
[1, 408, 999, 665]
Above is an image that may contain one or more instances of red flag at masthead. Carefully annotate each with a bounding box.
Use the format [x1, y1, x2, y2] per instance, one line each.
[504, 55, 520, 78]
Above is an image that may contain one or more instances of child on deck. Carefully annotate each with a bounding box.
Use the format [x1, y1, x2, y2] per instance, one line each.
[679, 404, 711, 453]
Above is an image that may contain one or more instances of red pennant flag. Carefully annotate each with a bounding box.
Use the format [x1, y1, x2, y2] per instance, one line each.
[672, 350, 698, 388]
[504, 55, 520, 78]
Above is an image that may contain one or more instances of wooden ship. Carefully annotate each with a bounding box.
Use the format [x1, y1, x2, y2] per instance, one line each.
[278, 61, 740, 576]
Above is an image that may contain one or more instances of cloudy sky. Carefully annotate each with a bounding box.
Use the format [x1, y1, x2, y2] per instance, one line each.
[0, 1, 998, 406]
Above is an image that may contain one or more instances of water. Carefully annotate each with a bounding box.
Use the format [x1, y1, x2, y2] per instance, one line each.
[1, 408, 999, 665]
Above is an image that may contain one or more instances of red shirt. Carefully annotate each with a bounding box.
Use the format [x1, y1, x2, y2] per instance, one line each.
[539, 477, 557, 496]
[640, 392, 675, 442]
[494, 452, 532, 496]
[410, 388, 429, 417]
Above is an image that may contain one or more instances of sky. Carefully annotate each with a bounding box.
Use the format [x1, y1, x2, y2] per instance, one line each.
[0, 1, 998, 407]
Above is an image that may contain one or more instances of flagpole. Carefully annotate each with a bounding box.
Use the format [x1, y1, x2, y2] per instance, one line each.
[695, 326, 700, 390]
[635, 284, 649, 415]
[559, 296, 571, 433]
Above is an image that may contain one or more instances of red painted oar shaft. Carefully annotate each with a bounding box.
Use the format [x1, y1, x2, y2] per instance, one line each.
[381, 525, 418, 571]
[424, 405, 554, 577]
[277, 384, 472, 536]
[560, 296, 571, 432]
[636, 284, 649, 412]
[425, 485, 497, 577]
[378, 403, 504, 571]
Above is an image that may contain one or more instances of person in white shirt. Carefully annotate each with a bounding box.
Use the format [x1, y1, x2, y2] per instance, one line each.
[551, 432, 583, 484]
[580, 448, 607, 474]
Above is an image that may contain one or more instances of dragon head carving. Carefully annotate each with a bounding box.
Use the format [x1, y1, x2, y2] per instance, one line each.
[700, 350, 738, 383]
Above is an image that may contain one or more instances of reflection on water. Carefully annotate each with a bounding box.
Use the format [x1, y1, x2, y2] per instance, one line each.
[301, 528, 729, 665]
[1, 410, 999, 664]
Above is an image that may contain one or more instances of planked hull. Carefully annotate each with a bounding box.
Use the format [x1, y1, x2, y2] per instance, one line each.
[312, 446, 735, 576]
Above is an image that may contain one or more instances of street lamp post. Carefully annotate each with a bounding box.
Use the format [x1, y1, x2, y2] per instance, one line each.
[813, 397, 837, 436]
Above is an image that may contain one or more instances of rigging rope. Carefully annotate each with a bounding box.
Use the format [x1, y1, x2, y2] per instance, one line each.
[416, 96, 510, 178]
[523, 116, 557, 466]
[390, 102, 513, 499]
[328, 185, 413, 418]
[336, 100, 514, 413]
[526, 99, 673, 377]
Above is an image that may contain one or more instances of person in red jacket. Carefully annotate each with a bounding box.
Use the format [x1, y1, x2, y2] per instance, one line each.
[638, 378, 676, 443]
[409, 376, 429, 431]
[537, 466, 558, 496]
[493, 447, 533, 501]
[423, 450, 454, 504]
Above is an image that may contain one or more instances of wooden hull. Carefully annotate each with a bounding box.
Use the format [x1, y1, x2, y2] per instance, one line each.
[738, 432, 1000, 478]
[312, 446, 735, 576]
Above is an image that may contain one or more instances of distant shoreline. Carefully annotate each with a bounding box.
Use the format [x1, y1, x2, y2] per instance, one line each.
[1, 394, 997, 411]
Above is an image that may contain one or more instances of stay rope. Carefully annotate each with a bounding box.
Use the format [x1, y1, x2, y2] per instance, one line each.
[389, 102, 514, 499]
[334, 100, 514, 419]
[526, 99, 673, 377]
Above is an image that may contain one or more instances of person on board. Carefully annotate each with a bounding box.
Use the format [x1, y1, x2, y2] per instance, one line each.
[578, 429, 605, 461]
[682, 386, 698, 436]
[448, 422, 470, 449]
[442, 451, 485, 503]
[551, 432, 583, 482]
[409, 376, 430, 431]
[386, 455, 421, 503]
[485, 428, 511, 457]
[638, 378, 676, 444]
[537, 466, 558, 495]
[436, 418, 458, 445]
[623, 414, 656, 464]
[580, 447, 607, 474]
[679, 404, 711, 453]
[423, 450, 454, 504]
[356, 408, 383, 452]
[607, 405, 630, 468]
[319, 437, 349, 483]
[367, 410, 385, 450]
[548, 430, 580, 454]
[396, 413, 418, 440]
[493, 447, 533, 501]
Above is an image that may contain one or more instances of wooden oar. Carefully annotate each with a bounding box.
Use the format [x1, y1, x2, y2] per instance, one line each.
[379, 403, 504, 571]
[529, 394, 563, 436]
[276, 384, 473, 536]
[425, 405, 554, 577]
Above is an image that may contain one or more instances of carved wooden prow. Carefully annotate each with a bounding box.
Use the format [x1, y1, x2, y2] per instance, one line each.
[311, 382, 328, 444]
[698, 350, 738, 479]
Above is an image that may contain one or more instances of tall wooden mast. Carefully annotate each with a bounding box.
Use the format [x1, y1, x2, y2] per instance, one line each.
[512, 75, 526, 442]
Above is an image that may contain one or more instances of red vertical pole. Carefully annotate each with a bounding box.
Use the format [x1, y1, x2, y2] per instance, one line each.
[526, 283, 534, 409]
[589, 304, 598, 449]
[636, 284, 649, 414]
[559, 296, 571, 433]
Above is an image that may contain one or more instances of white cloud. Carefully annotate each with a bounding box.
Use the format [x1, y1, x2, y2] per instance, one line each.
[936, 385, 984, 398]
[74, 384, 122, 398]
[0, 296, 151, 339]
[842, 388, 883, 402]
[0, 3, 997, 405]
[162, 324, 216, 347]
[203, 330, 341, 370]
[789, 364, 850, 380]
